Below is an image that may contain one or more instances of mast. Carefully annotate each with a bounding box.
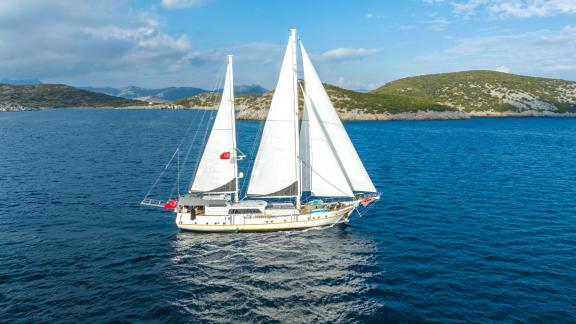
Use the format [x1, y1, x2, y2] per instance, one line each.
[229, 55, 239, 204]
[291, 28, 301, 209]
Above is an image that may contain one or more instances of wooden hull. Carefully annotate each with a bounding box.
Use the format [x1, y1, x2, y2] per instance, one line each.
[175, 205, 355, 232]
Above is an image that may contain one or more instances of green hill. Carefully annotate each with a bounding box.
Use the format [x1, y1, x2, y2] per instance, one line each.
[4, 71, 574, 118]
[175, 71, 576, 120]
[0, 84, 140, 109]
[174, 82, 457, 120]
[372, 70, 576, 114]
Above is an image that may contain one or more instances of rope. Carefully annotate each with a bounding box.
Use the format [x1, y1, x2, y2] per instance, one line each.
[347, 197, 379, 222]
[142, 60, 226, 202]
[186, 61, 226, 192]
[299, 157, 353, 199]
[142, 147, 180, 201]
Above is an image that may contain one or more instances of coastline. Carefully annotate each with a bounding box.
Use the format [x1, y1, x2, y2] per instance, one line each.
[110, 105, 576, 120]
[2, 104, 576, 121]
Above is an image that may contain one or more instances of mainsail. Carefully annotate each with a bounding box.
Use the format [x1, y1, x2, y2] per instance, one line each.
[247, 29, 300, 198]
[190, 55, 238, 194]
[300, 42, 377, 193]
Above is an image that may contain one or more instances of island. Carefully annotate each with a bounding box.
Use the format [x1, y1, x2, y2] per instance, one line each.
[2, 71, 576, 120]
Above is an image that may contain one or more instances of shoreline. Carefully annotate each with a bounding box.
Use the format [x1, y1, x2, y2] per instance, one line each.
[2, 105, 576, 121]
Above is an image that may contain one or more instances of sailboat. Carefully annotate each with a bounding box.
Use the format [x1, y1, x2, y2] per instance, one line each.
[143, 29, 379, 232]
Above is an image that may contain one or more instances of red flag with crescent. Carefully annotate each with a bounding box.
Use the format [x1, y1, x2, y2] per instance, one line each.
[220, 152, 230, 160]
[163, 198, 177, 209]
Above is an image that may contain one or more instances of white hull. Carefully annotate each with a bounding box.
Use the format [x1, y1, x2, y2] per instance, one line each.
[175, 205, 356, 232]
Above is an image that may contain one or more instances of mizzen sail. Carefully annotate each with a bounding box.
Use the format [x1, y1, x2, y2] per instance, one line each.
[190, 55, 238, 194]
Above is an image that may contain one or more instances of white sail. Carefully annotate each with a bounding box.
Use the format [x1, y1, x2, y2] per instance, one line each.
[190, 55, 237, 193]
[300, 42, 377, 193]
[300, 88, 354, 197]
[247, 30, 299, 198]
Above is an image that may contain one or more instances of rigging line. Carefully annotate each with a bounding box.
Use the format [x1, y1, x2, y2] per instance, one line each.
[184, 58, 222, 177]
[168, 61, 226, 199]
[143, 92, 208, 201]
[177, 148, 180, 197]
[175, 100, 217, 197]
[168, 148, 183, 201]
[142, 147, 180, 200]
[144, 60, 227, 201]
[181, 60, 226, 181]
[170, 109, 211, 199]
[298, 157, 352, 198]
[186, 61, 226, 191]
[348, 197, 379, 222]
[180, 105, 210, 184]
[187, 108, 217, 191]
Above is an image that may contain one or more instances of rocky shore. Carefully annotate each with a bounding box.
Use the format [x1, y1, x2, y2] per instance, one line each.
[0, 102, 36, 112]
[235, 108, 576, 121]
[3, 102, 575, 121]
[152, 105, 576, 121]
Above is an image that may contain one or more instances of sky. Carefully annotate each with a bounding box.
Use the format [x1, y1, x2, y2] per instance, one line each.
[0, 0, 575, 90]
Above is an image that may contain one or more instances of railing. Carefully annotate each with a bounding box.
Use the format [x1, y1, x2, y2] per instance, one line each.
[140, 198, 166, 208]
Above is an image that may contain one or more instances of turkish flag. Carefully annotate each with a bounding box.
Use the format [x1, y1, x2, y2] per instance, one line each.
[163, 198, 177, 209]
[360, 197, 376, 207]
[220, 152, 230, 160]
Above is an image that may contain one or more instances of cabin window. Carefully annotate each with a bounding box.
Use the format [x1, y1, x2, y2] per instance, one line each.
[229, 208, 262, 214]
[208, 203, 227, 207]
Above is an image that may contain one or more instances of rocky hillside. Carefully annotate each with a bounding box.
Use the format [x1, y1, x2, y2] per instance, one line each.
[175, 71, 576, 120]
[175, 82, 459, 120]
[0, 84, 140, 110]
[373, 70, 576, 114]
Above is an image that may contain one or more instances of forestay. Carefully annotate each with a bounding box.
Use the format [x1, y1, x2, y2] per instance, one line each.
[190, 55, 237, 193]
[300, 42, 377, 193]
[247, 30, 300, 197]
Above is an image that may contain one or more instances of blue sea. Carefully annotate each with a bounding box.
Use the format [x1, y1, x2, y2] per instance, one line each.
[1, 109, 576, 322]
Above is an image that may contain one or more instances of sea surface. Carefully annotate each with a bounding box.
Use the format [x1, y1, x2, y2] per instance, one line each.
[1, 109, 576, 323]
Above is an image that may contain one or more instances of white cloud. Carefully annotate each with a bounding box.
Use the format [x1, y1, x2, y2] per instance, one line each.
[565, 24, 576, 32]
[336, 76, 379, 91]
[400, 24, 417, 30]
[453, 0, 490, 16]
[317, 48, 379, 61]
[417, 26, 576, 76]
[0, 0, 215, 87]
[428, 17, 449, 31]
[161, 0, 207, 9]
[450, 0, 576, 18]
[495, 65, 511, 73]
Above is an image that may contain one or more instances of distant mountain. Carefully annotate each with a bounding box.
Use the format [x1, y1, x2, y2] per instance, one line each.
[80, 86, 206, 101]
[230, 85, 267, 95]
[82, 84, 267, 101]
[1, 78, 43, 85]
[134, 96, 168, 104]
[0, 84, 140, 110]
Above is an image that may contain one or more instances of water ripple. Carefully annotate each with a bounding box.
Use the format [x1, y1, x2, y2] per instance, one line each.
[1, 110, 576, 322]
